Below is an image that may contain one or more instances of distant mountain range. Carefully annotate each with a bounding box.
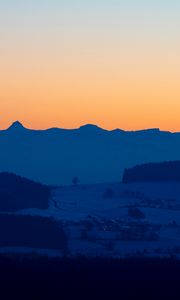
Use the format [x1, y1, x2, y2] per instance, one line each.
[1, 121, 180, 185]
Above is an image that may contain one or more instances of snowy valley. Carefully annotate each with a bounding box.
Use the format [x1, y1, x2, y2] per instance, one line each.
[15, 181, 180, 258]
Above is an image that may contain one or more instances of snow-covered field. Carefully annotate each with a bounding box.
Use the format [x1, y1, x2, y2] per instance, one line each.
[15, 181, 180, 258]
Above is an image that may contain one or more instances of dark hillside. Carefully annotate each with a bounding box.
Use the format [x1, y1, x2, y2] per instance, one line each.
[0, 214, 67, 250]
[0, 172, 50, 211]
[122, 161, 180, 183]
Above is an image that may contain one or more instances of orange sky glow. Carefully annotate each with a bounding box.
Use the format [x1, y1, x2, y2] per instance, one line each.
[0, 1, 180, 131]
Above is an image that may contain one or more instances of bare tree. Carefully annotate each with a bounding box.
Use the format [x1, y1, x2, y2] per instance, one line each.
[72, 176, 79, 186]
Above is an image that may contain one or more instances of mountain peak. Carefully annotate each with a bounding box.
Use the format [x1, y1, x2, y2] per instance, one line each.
[79, 124, 105, 132]
[7, 121, 26, 131]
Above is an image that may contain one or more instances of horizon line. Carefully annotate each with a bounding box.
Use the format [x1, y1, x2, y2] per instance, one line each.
[0, 120, 179, 134]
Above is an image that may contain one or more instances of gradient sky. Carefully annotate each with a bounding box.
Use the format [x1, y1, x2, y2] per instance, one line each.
[0, 0, 180, 131]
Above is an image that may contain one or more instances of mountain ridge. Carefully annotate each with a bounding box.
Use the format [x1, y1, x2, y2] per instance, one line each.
[1, 121, 180, 185]
[0, 120, 171, 134]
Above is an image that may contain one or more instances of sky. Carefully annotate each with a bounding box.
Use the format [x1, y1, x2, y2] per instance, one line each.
[0, 0, 180, 131]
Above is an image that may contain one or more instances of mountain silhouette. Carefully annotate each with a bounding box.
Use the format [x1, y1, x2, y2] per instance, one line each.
[1, 121, 180, 185]
[6, 121, 28, 132]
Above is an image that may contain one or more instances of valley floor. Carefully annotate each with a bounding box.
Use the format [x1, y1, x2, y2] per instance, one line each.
[12, 181, 180, 258]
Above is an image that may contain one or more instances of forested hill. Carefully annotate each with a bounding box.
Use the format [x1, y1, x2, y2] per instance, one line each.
[0, 172, 50, 212]
[122, 161, 180, 183]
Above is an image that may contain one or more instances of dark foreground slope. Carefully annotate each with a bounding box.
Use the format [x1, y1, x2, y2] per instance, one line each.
[0, 172, 50, 211]
[122, 161, 180, 183]
[0, 255, 180, 300]
[0, 214, 67, 250]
